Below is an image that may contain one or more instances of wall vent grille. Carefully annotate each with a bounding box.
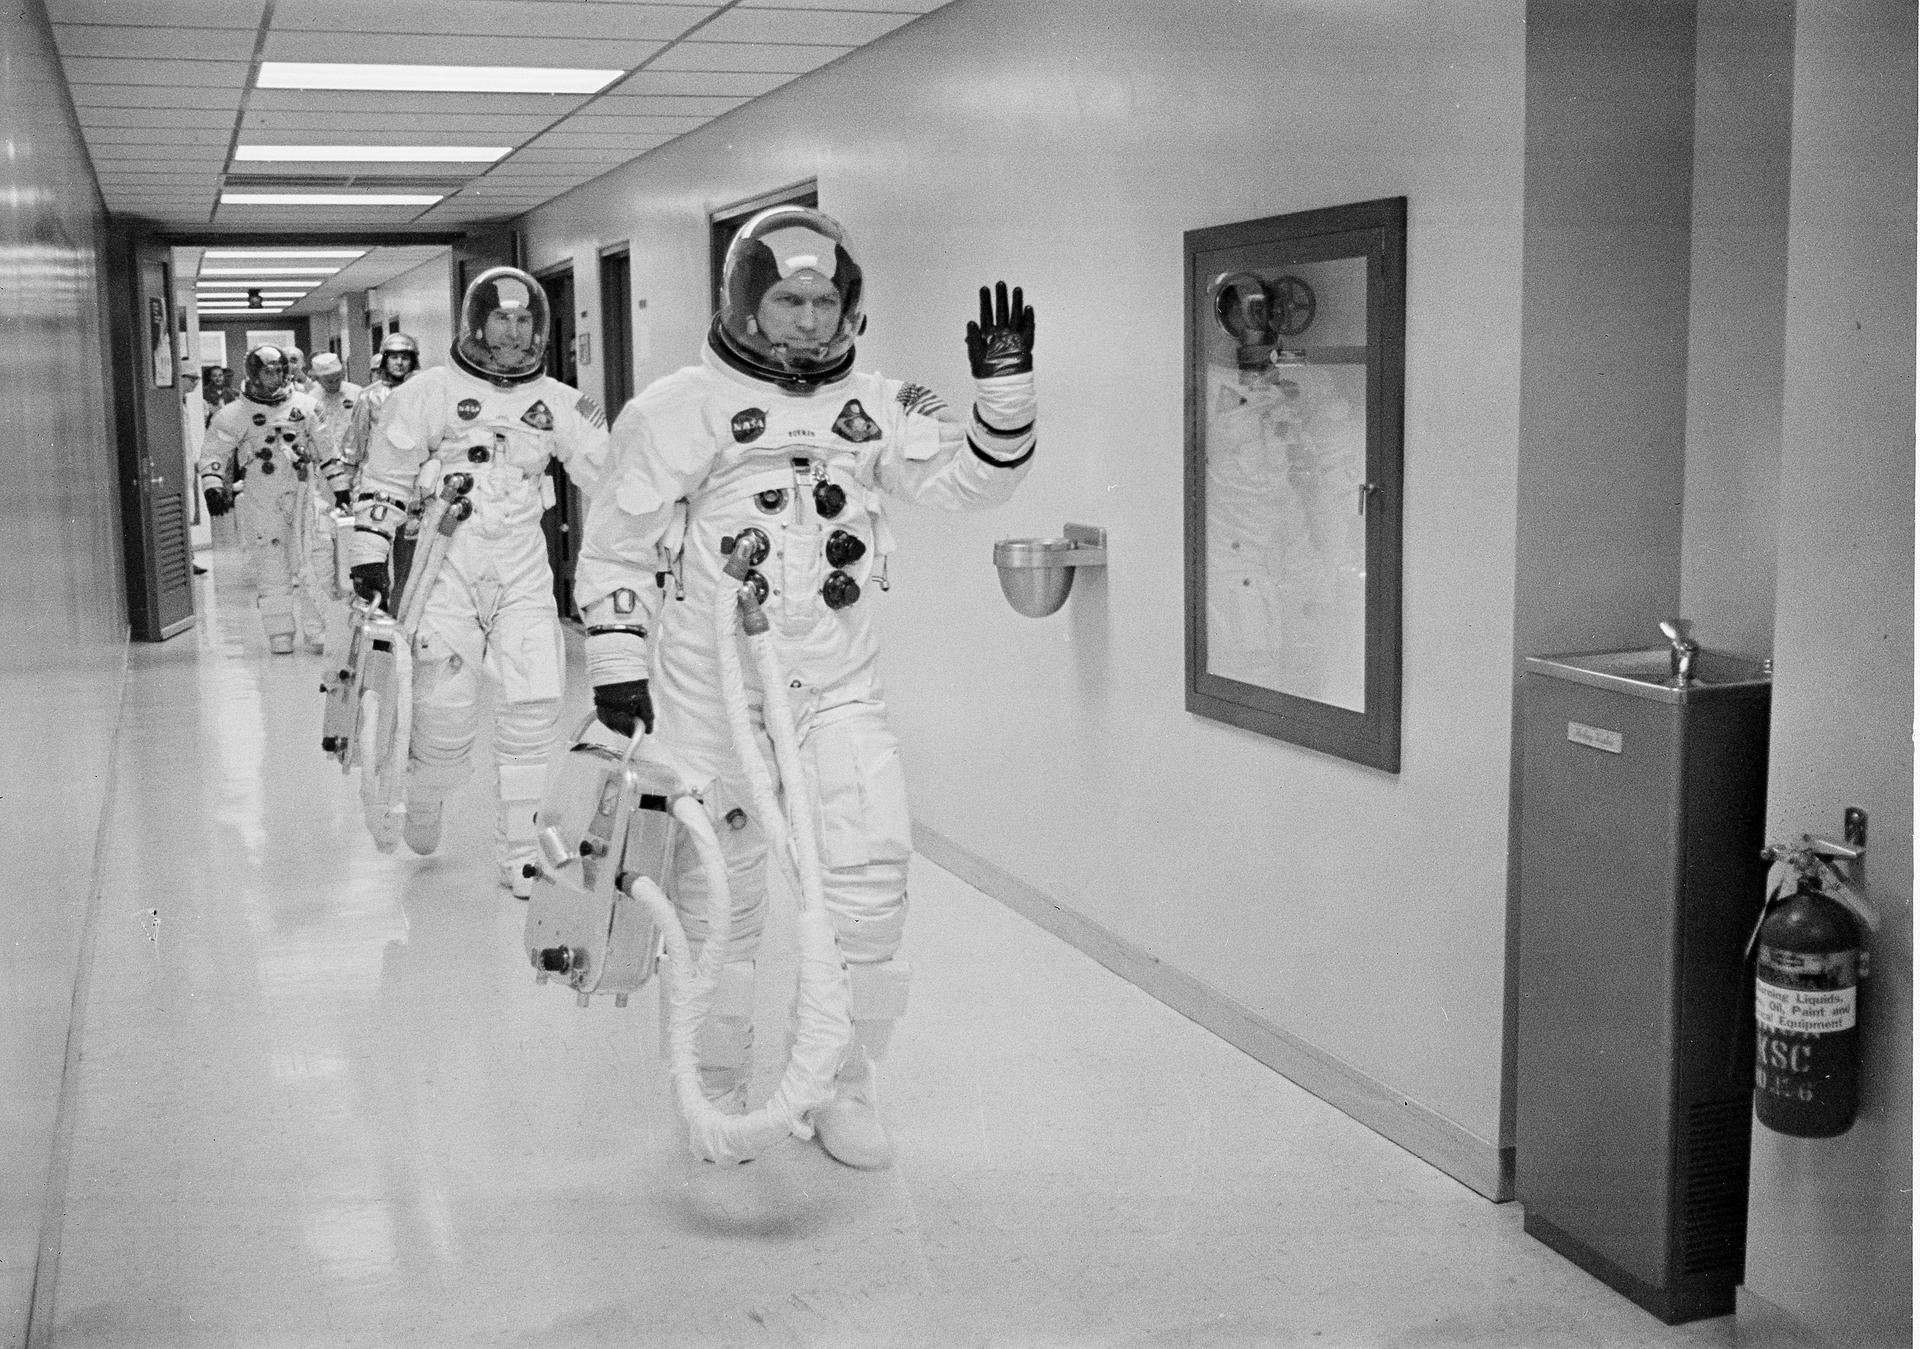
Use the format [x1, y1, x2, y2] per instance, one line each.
[1680, 1097, 1751, 1274]
[154, 492, 191, 592]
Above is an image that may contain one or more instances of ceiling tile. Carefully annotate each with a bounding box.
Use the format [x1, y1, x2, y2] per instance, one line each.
[737, 0, 949, 9]
[92, 157, 229, 172]
[503, 145, 639, 163]
[62, 57, 249, 87]
[46, 0, 265, 25]
[69, 84, 243, 109]
[83, 126, 230, 144]
[599, 69, 790, 97]
[54, 23, 257, 59]
[692, 8, 911, 45]
[273, 0, 712, 40]
[576, 93, 748, 117]
[261, 30, 662, 68]
[79, 106, 237, 127]
[245, 89, 592, 118]
[643, 41, 852, 74]
[236, 114, 558, 140]
[559, 113, 709, 133]
[517, 131, 672, 151]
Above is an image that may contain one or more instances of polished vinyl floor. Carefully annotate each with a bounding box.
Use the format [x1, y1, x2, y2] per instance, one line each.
[39, 550, 1741, 1349]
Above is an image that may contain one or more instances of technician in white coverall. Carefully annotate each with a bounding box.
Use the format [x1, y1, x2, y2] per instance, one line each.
[575, 207, 1038, 1169]
[349, 268, 610, 894]
[199, 345, 337, 654]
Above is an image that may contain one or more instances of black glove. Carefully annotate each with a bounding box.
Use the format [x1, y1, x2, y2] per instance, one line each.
[202, 485, 231, 518]
[965, 281, 1036, 378]
[349, 561, 388, 605]
[334, 490, 352, 510]
[594, 679, 654, 738]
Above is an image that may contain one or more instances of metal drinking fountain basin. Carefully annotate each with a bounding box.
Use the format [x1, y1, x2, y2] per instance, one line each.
[992, 523, 1108, 617]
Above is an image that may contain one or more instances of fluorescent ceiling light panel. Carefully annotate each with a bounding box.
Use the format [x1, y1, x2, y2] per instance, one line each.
[199, 266, 339, 275]
[236, 145, 511, 163]
[256, 62, 623, 94]
[220, 192, 443, 206]
[202, 248, 364, 258]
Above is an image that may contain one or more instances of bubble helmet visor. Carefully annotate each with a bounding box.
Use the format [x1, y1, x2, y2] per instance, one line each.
[712, 206, 865, 392]
[452, 267, 550, 387]
[243, 345, 291, 404]
[378, 332, 420, 382]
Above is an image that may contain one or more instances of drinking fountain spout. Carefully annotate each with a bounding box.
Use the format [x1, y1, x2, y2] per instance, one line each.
[1658, 619, 1700, 684]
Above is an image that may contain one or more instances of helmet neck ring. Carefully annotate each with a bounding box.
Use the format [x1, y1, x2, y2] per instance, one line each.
[452, 340, 544, 389]
[707, 317, 854, 395]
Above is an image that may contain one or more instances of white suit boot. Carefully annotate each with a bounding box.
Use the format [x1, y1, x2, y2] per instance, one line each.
[815, 1019, 895, 1170]
[402, 797, 443, 856]
[814, 957, 910, 1170]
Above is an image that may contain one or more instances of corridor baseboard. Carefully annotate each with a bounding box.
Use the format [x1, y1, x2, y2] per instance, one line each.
[912, 822, 1515, 1203]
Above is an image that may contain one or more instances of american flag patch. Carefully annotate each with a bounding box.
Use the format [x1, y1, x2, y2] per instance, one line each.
[896, 383, 946, 417]
[575, 394, 607, 429]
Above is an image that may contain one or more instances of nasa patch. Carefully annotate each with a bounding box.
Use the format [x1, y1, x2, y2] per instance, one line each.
[831, 400, 880, 443]
[731, 408, 767, 443]
[251, 413, 267, 427]
[457, 399, 482, 421]
[520, 400, 554, 431]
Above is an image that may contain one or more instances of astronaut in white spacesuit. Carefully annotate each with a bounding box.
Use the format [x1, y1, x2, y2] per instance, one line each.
[342, 333, 421, 490]
[575, 207, 1038, 1169]
[199, 345, 340, 654]
[350, 269, 610, 892]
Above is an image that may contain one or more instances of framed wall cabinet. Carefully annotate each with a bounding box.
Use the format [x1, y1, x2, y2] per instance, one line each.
[1184, 196, 1406, 772]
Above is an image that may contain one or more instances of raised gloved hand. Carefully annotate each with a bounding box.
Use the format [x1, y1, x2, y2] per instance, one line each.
[334, 490, 352, 510]
[965, 281, 1036, 378]
[593, 679, 654, 738]
[202, 485, 231, 518]
[349, 561, 388, 605]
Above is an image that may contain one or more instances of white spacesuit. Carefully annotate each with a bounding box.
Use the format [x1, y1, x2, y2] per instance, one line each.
[284, 346, 313, 396]
[305, 352, 362, 606]
[576, 207, 1038, 1169]
[351, 271, 609, 891]
[199, 345, 338, 654]
[342, 333, 421, 491]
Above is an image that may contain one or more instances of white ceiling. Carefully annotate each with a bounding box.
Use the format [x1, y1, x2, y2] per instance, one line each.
[51, 0, 953, 305]
[176, 243, 457, 319]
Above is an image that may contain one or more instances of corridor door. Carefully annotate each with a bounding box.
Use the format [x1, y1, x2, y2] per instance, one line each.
[537, 263, 581, 618]
[108, 233, 194, 640]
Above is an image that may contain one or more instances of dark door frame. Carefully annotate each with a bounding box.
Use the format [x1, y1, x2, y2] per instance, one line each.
[106, 230, 196, 641]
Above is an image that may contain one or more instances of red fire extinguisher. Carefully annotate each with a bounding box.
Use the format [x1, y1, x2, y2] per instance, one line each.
[1748, 837, 1877, 1138]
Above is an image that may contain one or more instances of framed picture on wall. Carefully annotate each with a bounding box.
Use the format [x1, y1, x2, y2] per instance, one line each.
[149, 294, 173, 388]
[1183, 197, 1406, 772]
